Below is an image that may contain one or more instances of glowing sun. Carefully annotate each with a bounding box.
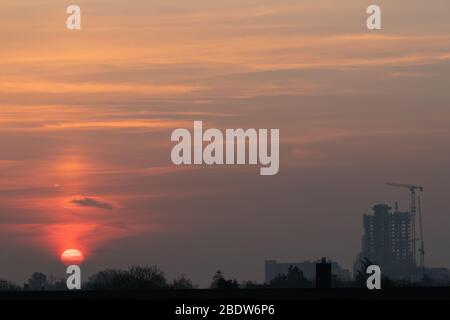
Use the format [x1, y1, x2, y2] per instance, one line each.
[61, 249, 84, 265]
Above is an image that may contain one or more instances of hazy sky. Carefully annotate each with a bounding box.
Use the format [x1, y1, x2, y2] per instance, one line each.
[1, 0, 450, 286]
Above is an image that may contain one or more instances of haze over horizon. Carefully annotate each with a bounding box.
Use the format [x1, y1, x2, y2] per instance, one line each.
[1, 0, 450, 287]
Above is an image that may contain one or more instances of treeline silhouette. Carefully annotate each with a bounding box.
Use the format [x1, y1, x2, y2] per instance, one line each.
[0, 265, 314, 291]
[1, 266, 194, 291]
[0, 263, 442, 291]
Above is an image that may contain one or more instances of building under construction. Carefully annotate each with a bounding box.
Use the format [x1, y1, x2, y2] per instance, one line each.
[355, 204, 416, 278]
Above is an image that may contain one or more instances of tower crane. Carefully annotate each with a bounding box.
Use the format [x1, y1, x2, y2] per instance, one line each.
[385, 182, 424, 267]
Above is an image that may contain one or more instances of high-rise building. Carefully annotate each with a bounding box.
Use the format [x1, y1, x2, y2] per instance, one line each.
[355, 204, 415, 278]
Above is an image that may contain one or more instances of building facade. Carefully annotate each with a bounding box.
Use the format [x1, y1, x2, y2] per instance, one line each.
[355, 204, 415, 278]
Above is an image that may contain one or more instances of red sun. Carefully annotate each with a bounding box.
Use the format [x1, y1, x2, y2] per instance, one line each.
[61, 249, 84, 265]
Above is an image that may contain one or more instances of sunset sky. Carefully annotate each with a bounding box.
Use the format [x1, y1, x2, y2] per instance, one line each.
[1, 0, 450, 286]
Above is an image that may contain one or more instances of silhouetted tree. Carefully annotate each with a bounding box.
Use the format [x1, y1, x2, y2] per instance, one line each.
[241, 281, 267, 289]
[210, 270, 240, 289]
[128, 266, 168, 289]
[85, 265, 169, 290]
[269, 266, 312, 288]
[85, 269, 128, 290]
[49, 278, 69, 291]
[27, 272, 49, 290]
[171, 275, 195, 289]
[353, 257, 375, 287]
[0, 279, 20, 291]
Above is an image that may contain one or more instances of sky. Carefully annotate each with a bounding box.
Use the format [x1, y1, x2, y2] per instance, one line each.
[0, 0, 450, 287]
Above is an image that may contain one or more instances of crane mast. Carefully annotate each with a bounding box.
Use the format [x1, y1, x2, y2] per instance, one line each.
[418, 195, 425, 268]
[385, 182, 424, 267]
